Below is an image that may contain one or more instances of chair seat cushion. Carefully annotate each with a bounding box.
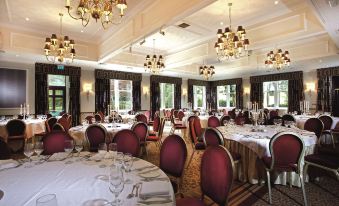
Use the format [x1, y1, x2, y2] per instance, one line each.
[148, 131, 156, 136]
[176, 197, 205, 206]
[262, 156, 297, 172]
[230, 152, 241, 161]
[305, 154, 339, 169]
[195, 142, 205, 150]
[146, 135, 160, 141]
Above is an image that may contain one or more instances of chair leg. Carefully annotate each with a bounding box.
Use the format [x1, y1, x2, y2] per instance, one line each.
[299, 174, 308, 206]
[266, 170, 272, 204]
[186, 150, 195, 169]
[303, 163, 309, 182]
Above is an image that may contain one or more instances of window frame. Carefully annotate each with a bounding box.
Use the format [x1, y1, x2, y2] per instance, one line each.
[110, 79, 133, 112]
[193, 85, 206, 110]
[160, 83, 175, 110]
[48, 86, 66, 113]
[263, 80, 288, 109]
[217, 84, 237, 109]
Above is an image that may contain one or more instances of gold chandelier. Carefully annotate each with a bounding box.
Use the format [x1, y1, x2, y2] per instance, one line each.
[214, 3, 249, 61]
[144, 39, 165, 74]
[199, 65, 215, 80]
[44, 13, 75, 63]
[264, 49, 291, 70]
[65, 0, 128, 29]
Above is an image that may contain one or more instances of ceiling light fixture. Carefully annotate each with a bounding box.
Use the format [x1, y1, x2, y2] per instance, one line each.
[65, 0, 128, 29]
[44, 13, 76, 64]
[25, 17, 30, 21]
[214, 3, 250, 61]
[274, 1, 279, 5]
[199, 65, 215, 80]
[264, 49, 291, 71]
[159, 28, 165, 36]
[144, 39, 165, 74]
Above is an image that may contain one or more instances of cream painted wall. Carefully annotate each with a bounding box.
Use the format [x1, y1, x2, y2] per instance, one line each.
[303, 70, 318, 112]
[80, 69, 96, 113]
[141, 76, 150, 111]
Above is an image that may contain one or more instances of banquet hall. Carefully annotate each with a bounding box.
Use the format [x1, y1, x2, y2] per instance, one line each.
[0, 0, 339, 205]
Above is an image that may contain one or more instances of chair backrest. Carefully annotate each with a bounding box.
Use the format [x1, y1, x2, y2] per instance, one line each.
[157, 118, 166, 139]
[0, 137, 11, 160]
[113, 129, 140, 157]
[267, 115, 282, 125]
[57, 117, 70, 131]
[144, 111, 151, 121]
[160, 134, 187, 178]
[188, 115, 198, 139]
[42, 132, 72, 155]
[166, 110, 171, 118]
[52, 123, 65, 132]
[131, 122, 148, 144]
[201, 146, 234, 206]
[46, 113, 52, 119]
[6, 119, 26, 137]
[98, 111, 105, 121]
[66, 115, 72, 127]
[282, 114, 296, 125]
[208, 116, 220, 128]
[228, 110, 235, 119]
[304, 118, 324, 139]
[94, 113, 102, 123]
[85, 115, 94, 124]
[85, 124, 107, 152]
[269, 132, 305, 174]
[203, 127, 224, 147]
[220, 115, 231, 125]
[269, 110, 278, 118]
[193, 117, 203, 138]
[177, 111, 185, 121]
[319, 115, 333, 131]
[135, 113, 148, 124]
[46, 117, 57, 133]
[173, 110, 179, 118]
[153, 116, 161, 132]
[189, 119, 199, 145]
[234, 116, 245, 125]
[61, 113, 69, 119]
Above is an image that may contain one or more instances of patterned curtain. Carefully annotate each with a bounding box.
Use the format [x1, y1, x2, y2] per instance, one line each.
[174, 84, 181, 109]
[35, 73, 48, 115]
[95, 78, 110, 115]
[69, 75, 80, 126]
[150, 82, 160, 119]
[250, 82, 263, 108]
[236, 84, 243, 109]
[132, 81, 141, 111]
[288, 78, 304, 113]
[209, 85, 217, 110]
[317, 76, 332, 112]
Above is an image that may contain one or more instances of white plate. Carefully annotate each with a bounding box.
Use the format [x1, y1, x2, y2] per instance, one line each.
[139, 171, 160, 178]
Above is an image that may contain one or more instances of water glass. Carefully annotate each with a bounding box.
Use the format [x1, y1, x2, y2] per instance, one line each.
[223, 120, 229, 126]
[98, 143, 107, 153]
[273, 118, 282, 126]
[74, 140, 83, 156]
[64, 140, 74, 154]
[108, 143, 118, 159]
[36, 194, 58, 206]
[24, 143, 34, 168]
[34, 142, 44, 157]
[123, 153, 133, 172]
[109, 165, 124, 205]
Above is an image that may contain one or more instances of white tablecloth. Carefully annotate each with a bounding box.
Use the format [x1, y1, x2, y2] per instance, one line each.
[120, 115, 136, 123]
[294, 115, 339, 129]
[0, 155, 174, 206]
[0, 119, 45, 141]
[69, 123, 132, 143]
[217, 125, 317, 186]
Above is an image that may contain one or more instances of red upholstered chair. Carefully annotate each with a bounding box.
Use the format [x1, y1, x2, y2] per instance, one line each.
[149, 115, 160, 136]
[57, 117, 70, 131]
[135, 113, 148, 124]
[52, 123, 65, 132]
[269, 110, 278, 118]
[0, 137, 11, 160]
[61, 113, 69, 119]
[267, 115, 282, 125]
[207, 116, 220, 128]
[144, 110, 154, 126]
[220, 115, 231, 126]
[6, 119, 26, 153]
[193, 117, 204, 140]
[228, 110, 236, 119]
[304, 118, 324, 140]
[98, 111, 105, 121]
[131, 122, 148, 156]
[186, 119, 205, 168]
[46, 113, 52, 119]
[112, 129, 140, 157]
[234, 116, 245, 125]
[282, 114, 296, 126]
[147, 118, 165, 148]
[46, 117, 57, 133]
[261, 132, 307, 205]
[160, 134, 187, 196]
[42, 132, 72, 155]
[85, 124, 107, 152]
[66, 115, 72, 127]
[177, 111, 185, 121]
[94, 113, 102, 123]
[304, 151, 339, 181]
[85, 115, 94, 124]
[176, 145, 234, 206]
[173, 110, 179, 119]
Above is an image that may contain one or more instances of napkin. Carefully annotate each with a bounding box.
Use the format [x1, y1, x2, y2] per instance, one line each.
[0, 159, 19, 171]
[139, 182, 170, 198]
[48, 152, 69, 161]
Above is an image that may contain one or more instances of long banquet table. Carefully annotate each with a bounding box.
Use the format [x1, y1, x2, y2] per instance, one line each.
[217, 124, 317, 186]
[0, 154, 175, 206]
[0, 119, 45, 141]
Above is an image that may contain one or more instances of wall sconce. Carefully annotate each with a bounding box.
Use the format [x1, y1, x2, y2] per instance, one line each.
[306, 82, 315, 97]
[143, 87, 149, 96]
[83, 83, 92, 100]
[182, 88, 187, 96]
[244, 87, 250, 97]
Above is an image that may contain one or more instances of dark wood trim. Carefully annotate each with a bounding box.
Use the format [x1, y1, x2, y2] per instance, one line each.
[317, 66, 339, 78]
[250, 71, 303, 83]
[35, 63, 81, 76]
[95, 69, 142, 81]
[150, 75, 182, 85]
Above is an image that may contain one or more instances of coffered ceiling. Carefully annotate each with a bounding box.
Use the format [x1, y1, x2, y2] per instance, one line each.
[0, 0, 338, 80]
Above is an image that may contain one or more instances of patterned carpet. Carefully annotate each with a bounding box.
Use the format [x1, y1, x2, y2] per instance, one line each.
[145, 126, 339, 206]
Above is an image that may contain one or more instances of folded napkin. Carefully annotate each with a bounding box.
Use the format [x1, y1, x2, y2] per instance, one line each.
[0, 159, 19, 171]
[48, 152, 69, 161]
[139, 182, 170, 198]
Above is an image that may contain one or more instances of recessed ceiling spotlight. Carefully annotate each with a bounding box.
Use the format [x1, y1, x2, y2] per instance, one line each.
[274, 1, 279, 5]
[220, 22, 224, 25]
[15, 54, 19, 57]
[25, 17, 30, 21]
[81, 30, 84, 33]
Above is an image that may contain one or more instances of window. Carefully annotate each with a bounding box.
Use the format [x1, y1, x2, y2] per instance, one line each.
[193, 85, 206, 109]
[263, 80, 288, 108]
[110, 80, 133, 111]
[160, 83, 174, 109]
[48, 75, 66, 116]
[217, 85, 236, 108]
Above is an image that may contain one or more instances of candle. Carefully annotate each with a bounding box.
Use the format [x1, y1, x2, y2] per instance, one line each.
[27, 104, 29, 115]
[23, 103, 26, 117]
[66, 0, 70, 7]
[20, 104, 22, 115]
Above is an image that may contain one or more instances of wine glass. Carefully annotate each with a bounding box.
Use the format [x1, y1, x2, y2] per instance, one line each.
[273, 118, 282, 126]
[98, 143, 107, 154]
[34, 142, 44, 158]
[108, 143, 118, 160]
[36, 194, 58, 206]
[223, 120, 229, 126]
[109, 165, 125, 205]
[74, 140, 83, 157]
[64, 140, 74, 154]
[24, 143, 34, 168]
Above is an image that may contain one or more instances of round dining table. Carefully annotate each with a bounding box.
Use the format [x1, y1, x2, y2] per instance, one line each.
[0, 153, 175, 206]
[294, 115, 339, 129]
[0, 119, 46, 142]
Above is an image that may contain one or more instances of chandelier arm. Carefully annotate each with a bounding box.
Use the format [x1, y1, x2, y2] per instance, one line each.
[66, 7, 82, 20]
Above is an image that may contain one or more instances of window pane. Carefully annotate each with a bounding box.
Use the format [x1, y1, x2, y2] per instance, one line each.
[110, 79, 133, 111]
[263, 80, 288, 108]
[55, 90, 63, 96]
[279, 91, 288, 107]
[119, 91, 132, 110]
[48, 97, 53, 111]
[160, 83, 174, 109]
[49, 90, 53, 95]
[48, 75, 66, 86]
[55, 97, 64, 111]
[118, 80, 132, 90]
[193, 85, 205, 109]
